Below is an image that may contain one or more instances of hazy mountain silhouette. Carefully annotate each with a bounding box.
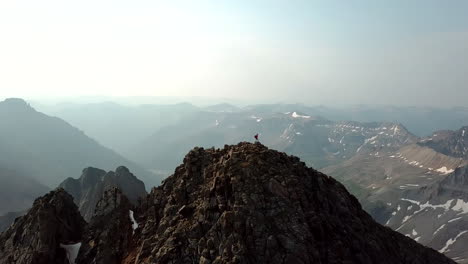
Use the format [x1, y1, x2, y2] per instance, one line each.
[0, 165, 48, 215]
[0, 98, 158, 188]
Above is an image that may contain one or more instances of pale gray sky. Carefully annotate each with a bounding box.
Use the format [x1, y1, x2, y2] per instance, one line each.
[1, 1, 467, 106]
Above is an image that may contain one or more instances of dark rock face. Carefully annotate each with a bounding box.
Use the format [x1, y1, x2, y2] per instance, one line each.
[0, 188, 85, 264]
[76, 188, 135, 264]
[120, 142, 454, 264]
[59, 166, 146, 221]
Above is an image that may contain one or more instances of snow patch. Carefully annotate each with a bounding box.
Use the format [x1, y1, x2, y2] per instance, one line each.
[357, 135, 379, 153]
[434, 224, 446, 236]
[291, 112, 310, 118]
[402, 215, 411, 224]
[448, 217, 462, 223]
[60, 243, 81, 264]
[452, 199, 468, 214]
[129, 210, 139, 233]
[412, 229, 418, 236]
[250, 115, 262, 122]
[439, 230, 468, 253]
[400, 199, 454, 221]
[436, 166, 454, 175]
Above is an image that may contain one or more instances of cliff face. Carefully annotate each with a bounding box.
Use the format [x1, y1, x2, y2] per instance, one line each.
[0, 189, 85, 264]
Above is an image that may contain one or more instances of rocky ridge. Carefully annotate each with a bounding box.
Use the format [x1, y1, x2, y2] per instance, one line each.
[0, 189, 85, 264]
[0, 143, 456, 264]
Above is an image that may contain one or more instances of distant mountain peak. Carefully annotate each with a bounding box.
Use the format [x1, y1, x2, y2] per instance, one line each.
[115, 165, 130, 174]
[2, 97, 28, 105]
[418, 125, 468, 159]
[0, 98, 33, 111]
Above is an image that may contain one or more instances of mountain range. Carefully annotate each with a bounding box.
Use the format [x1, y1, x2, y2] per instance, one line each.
[38, 101, 468, 156]
[1, 98, 468, 262]
[323, 126, 468, 262]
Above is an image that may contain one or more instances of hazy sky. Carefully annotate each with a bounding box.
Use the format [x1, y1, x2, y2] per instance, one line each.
[1, 1, 467, 106]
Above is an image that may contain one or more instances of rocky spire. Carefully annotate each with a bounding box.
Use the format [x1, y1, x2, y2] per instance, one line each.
[76, 188, 135, 264]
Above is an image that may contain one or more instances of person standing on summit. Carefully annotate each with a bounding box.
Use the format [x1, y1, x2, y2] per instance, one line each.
[254, 133, 259, 142]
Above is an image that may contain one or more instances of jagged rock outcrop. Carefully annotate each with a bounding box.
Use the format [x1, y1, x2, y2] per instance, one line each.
[59, 166, 146, 221]
[0, 188, 85, 264]
[119, 142, 454, 264]
[76, 188, 135, 264]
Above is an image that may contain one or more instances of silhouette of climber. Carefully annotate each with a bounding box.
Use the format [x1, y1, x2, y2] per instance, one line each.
[254, 133, 259, 142]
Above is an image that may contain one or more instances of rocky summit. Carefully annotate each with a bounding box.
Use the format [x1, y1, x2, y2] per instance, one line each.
[0, 142, 457, 264]
[126, 142, 453, 264]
